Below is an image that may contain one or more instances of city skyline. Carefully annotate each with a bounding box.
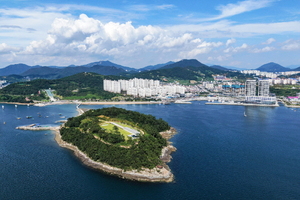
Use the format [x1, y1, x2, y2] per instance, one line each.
[0, 0, 299, 69]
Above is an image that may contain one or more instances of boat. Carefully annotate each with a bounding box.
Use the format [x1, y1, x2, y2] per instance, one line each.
[26, 116, 33, 119]
[17, 117, 21, 120]
[2, 105, 4, 109]
[15, 105, 17, 108]
[244, 112, 247, 117]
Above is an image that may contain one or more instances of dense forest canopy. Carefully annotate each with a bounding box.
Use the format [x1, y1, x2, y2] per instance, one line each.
[61, 107, 170, 170]
[0, 73, 118, 102]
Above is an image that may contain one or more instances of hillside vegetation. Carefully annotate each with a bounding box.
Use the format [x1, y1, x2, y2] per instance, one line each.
[0, 73, 117, 102]
[61, 107, 169, 170]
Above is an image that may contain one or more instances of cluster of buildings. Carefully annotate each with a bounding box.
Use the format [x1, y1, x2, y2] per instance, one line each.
[268, 78, 298, 85]
[103, 78, 186, 98]
[0, 80, 7, 89]
[244, 80, 276, 104]
[241, 70, 300, 84]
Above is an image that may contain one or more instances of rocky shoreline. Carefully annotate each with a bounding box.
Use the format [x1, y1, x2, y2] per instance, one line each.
[53, 127, 176, 183]
[15, 106, 177, 182]
[51, 107, 177, 182]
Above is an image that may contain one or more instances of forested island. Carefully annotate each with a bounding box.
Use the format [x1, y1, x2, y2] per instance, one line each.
[57, 107, 176, 182]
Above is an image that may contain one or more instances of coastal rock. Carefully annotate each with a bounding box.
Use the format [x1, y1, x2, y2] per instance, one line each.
[54, 127, 176, 183]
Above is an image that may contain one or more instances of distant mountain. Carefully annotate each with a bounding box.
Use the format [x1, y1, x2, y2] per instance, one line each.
[131, 59, 248, 81]
[161, 59, 207, 69]
[21, 65, 126, 79]
[257, 62, 290, 72]
[83, 61, 136, 71]
[293, 66, 300, 71]
[286, 65, 300, 69]
[0, 64, 33, 76]
[139, 61, 175, 71]
[210, 65, 232, 71]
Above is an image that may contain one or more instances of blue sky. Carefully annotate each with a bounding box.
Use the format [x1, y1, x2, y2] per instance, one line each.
[0, 0, 299, 69]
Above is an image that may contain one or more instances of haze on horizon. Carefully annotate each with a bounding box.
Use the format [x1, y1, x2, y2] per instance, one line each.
[0, 0, 299, 69]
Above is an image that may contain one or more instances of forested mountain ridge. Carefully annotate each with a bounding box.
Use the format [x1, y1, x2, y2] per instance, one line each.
[0, 73, 118, 102]
[21, 65, 126, 79]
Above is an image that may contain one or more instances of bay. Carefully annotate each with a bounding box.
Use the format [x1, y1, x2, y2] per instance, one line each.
[0, 102, 300, 200]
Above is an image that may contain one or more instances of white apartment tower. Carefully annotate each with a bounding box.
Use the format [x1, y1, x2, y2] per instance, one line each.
[245, 80, 257, 96]
[258, 80, 269, 96]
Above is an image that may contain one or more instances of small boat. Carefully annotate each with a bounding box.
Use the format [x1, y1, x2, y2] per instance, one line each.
[26, 116, 33, 119]
[2, 105, 4, 109]
[244, 112, 247, 117]
[15, 105, 17, 108]
[17, 117, 21, 120]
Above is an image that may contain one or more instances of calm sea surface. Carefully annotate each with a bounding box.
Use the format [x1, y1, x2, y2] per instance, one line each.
[0, 102, 300, 200]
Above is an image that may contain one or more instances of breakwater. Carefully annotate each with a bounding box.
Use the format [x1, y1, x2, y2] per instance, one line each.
[16, 124, 60, 131]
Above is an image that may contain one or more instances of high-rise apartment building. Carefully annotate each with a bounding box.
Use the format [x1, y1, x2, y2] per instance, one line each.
[245, 80, 257, 96]
[258, 80, 269, 96]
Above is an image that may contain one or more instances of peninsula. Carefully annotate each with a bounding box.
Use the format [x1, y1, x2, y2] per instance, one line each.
[55, 107, 176, 182]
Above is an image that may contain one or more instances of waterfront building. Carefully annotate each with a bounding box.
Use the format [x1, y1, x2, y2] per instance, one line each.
[258, 80, 269, 96]
[103, 78, 186, 97]
[245, 80, 257, 96]
[245, 96, 277, 104]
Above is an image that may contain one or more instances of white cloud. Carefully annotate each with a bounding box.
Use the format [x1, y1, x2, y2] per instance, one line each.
[208, 55, 231, 62]
[252, 46, 275, 53]
[127, 4, 175, 12]
[21, 15, 197, 61]
[281, 40, 300, 50]
[263, 38, 276, 44]
[179, 41, 223, 58]
[208, 0, 275, 21]
[226, 38, 236, 46]
[224, 43, 248, 53]
[0, 43, 21, 54]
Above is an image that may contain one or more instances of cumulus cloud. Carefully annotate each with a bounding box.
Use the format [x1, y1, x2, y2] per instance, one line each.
[208, 55, 231, 62]
[179, 41, 223, 58]
[226, 38, 236, 46]
[224, 43, 248, 53]
[263, 38, 276, 44]
[0, 43, 21, 54]
[23, 14, 199, 58]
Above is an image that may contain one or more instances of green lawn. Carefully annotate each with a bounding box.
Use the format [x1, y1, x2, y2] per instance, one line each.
[100, 122, 136, 140]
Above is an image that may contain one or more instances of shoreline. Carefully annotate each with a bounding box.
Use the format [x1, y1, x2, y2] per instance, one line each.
[51, 107, 176, 183]
[53, 126, 176, 183]
[205, 102, 279, 107]
[2, 99, 300, 108]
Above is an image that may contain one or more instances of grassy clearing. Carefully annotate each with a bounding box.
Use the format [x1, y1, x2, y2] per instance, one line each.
[100, 122, 134, 140]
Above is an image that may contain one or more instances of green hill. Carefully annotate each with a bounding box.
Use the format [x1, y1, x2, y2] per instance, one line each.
[61, 107, 169, 170]
[131, 59, 249, 82]
[0, 72, 118, 102]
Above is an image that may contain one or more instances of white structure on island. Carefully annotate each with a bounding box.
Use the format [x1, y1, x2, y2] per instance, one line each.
[104, 78, 186, 97]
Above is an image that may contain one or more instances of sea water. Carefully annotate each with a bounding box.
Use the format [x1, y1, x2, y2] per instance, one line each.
[0, 102, 300, 200]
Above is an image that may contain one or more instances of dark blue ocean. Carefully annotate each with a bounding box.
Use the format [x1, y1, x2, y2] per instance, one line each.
[1, 102, 300, 200]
